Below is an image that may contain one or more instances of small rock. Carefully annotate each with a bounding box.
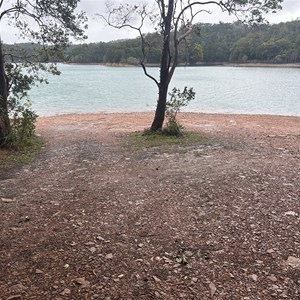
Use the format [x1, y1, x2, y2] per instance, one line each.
[118, 274, 124, 278]
[191, 277, 198, 283]
[74, 277, 90, 288]
[60, 288, 71, 295]
[138, 243, 144, 248]
[89, 247, 97, 253]
[105, 253, 113, 259]
[270, 284, 280, 291]
[284, 211, 298, 217]
[286, 256, 300, 268]
[185, 251, 193, 257]
[35, 269, 44, 274]
[268, 275, 277, 282]
[266, 249, 275, 254]
[153, 275, 161, 283]
[249, 274, 258, 282]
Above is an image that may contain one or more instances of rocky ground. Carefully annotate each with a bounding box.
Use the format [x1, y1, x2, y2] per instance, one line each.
[0, 112, 300, 300]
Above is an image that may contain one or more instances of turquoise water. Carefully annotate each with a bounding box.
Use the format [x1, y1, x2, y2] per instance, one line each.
[29, 64, 300, 116]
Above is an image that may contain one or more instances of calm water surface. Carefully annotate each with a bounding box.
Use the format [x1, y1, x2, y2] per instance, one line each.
[29, 64, 300, 116]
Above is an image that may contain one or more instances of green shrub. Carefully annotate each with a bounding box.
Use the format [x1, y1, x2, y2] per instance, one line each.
[163, 86, 195, 136]
[7, 106, 37, 149]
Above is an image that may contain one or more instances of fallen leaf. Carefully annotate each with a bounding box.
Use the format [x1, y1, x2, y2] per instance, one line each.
[7, 295, 22, 300]
[1, 198, 15, 203]
[209, 282, 217, 298]
[10, 283, 27, 292]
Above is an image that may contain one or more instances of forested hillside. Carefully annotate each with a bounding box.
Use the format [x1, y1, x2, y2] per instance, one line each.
[5, 20, 300, 64]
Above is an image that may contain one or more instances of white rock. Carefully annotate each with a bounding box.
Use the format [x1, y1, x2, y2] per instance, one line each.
[286, 256, 300, 268]
[249, 274, 258, 282]
[284, 211, 298, 217]
[1, 198, 15, 203]
[105, 253, 113, 259]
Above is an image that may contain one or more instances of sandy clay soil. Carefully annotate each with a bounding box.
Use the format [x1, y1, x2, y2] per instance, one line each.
[0, 112, 300, 300]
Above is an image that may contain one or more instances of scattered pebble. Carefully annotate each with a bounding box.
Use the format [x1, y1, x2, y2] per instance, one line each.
[105, 253, 113, 259]
[286, 256, 300, 268]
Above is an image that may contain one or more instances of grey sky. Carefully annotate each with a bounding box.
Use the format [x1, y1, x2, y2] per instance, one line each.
[2, 0, 300, 44]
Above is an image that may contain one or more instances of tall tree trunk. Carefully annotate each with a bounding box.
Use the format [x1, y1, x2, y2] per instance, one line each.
[151, 82, 169, 131]
[150, 0, 174, 131]
[0, 39, 10, 145]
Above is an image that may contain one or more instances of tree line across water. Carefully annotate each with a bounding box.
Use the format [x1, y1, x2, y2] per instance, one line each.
[65, 20, 300, 65]
[4, 20, 300, 66]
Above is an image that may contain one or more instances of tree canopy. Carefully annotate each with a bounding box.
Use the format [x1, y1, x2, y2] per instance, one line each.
[0, 0, 87, 148]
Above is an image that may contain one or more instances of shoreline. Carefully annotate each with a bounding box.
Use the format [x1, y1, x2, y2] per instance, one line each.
[68, 62, 300, 68]
[37, 111, 300, 119]
[100, 62, 300, 68]
[36, 112, 300, 135]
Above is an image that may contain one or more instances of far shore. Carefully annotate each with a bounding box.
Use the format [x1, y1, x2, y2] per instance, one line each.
[96, 62, 300, 68]
[67, 62, 300, 68]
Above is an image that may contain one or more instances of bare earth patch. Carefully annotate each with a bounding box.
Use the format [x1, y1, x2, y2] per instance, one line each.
[0, 112, 300, 300]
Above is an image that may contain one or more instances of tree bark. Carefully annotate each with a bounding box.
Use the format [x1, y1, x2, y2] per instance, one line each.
[151, 83, 169, 130]
[150, 0, 174, 131]
[0, 39, 10, 145]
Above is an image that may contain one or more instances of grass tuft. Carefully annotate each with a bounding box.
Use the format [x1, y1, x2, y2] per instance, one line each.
[0, 135, 44, 170]
[129, 129, 211, 149]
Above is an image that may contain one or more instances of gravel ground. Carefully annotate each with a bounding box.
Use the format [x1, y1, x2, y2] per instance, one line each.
[0, 112, 300, 300]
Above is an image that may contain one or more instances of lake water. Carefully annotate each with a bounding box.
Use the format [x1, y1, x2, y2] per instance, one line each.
[29, 64, 300, 116]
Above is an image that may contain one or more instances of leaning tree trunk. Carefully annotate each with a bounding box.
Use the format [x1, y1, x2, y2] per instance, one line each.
[150, 0, 174, 131]
[0, 40, 10, 145]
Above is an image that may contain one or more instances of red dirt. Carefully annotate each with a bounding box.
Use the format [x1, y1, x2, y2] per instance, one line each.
[0, 112, 300, 299]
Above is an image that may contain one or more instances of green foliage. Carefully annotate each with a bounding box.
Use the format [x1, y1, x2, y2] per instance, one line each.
[230, 21, 300, 63]
[6, 105, 37, 149]
[0, 0, 87, 148]
[60, 20, 300, 64]
[3, 62, 60, 149]
[163, 87, 195, 137]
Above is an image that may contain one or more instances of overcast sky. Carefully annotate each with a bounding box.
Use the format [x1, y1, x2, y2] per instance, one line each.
[2, 0, 300, 44]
